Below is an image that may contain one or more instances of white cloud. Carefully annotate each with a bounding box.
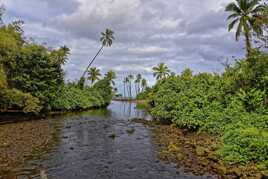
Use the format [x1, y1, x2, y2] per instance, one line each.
[2, 0, 245, 89]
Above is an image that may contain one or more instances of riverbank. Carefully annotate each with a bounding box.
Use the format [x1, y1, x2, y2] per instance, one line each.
[0, 119, 60, 178]
[0, 101, 211, 179]
[132, 118, 267, 179]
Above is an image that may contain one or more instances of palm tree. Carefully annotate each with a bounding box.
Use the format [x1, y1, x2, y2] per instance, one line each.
[226, 0, 265, 55]
[128, 74, 134, 98]
[153, 63, 170, 80]
[125, 77, 130, 98]
[134, 78, 139, 96]
[123, 77, 128, 98]
[81, 28, 114, 78]
[87, 67, 101, 85]
[105, 70, 116, 85]
[136, 74, 142, 93]
[141, 78, 147, 92]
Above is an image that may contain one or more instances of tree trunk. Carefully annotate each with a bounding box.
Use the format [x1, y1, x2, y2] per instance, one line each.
[81, 46, 104, 79]
[245, 32, 252, 57]
[129, 82, 132, 99]
[135, 83, 138, 97]
[123, 83, 126, 98]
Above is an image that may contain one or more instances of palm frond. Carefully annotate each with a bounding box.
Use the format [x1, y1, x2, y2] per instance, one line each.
[228, 18, 239, 31]
[235, 20, 243, 41]
[227, 13, 240, 20]
[226, 2, 241, 13]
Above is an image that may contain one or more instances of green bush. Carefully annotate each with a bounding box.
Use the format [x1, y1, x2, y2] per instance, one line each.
[92, 78, 113, 105]
[0, 65, 41, 113]
[218, 127, 268, 166]
[50, 85, 105, 111]
[150, 73, 225, 129]
[147, 51, 268, 167]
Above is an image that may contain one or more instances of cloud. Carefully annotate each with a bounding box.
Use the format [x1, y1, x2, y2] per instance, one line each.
[1, 0, 246, 94]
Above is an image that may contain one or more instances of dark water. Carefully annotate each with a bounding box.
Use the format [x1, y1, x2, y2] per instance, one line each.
[2, 101, 214, 179]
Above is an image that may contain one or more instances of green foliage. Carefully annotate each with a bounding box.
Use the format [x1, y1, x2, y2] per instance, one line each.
[0, 65, 41, 113]
[150, 72, 224, 129]
[147, 51, 268, 167]
[136, 87, 152, 100]
[1, 88, 41, 113]
[87, 67, 101, 84]
[0, 18, 113, 113]
[0, 65, 7, 89]
[50, 85, 104, 111]
[92, 78, 113, 105]
[218, 127, 268, 166]
[51, 78, 113, 111]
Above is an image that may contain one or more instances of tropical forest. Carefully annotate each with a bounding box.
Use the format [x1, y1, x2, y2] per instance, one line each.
[0, 0, 267, 179]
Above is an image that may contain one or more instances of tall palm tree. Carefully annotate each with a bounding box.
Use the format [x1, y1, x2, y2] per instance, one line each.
[123, 77, 128, 98]
[81, 28, 115, 78]
[87, 67, 101, 85]
[136, 74, 142, 93]
[128, 74, 134, 98]
[134, 78, 139, 96]
[226, 0, 265, 55]
[141, 78, 147, 92]
[105, 70, 116, 85]
[153, 63, 170, 80]
[125, 77, 130, 98]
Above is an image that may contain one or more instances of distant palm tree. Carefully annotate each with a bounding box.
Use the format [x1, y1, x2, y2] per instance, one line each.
[123, 77, 128, 98]
[105, 70, 116, 85]
[141, 78, 147, 92]
[226, 0, 265, 55]
[81, 28, 114, 78]
[153, 63, 170, 80]
[134, 74, 142, 95]
[125, 77, 130, 98]
[87, 67, 101, 85]
[128, 74, 134, 98]
[136, 74, 142, 93]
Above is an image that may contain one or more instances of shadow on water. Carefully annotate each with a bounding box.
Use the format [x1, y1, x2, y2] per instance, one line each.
[0, 101, 214, 179]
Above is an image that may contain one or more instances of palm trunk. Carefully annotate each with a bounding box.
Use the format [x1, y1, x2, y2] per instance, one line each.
[123, 83, 126, 98]
[81, 46, 104, 78]
[129, 82, 132, 99]
[245, 32, 252, 57]
[135, 83, 138, 96]
[126, 83, 129, 98]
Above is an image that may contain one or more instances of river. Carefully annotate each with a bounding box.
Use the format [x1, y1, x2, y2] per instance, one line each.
[0, 101, 214, 179]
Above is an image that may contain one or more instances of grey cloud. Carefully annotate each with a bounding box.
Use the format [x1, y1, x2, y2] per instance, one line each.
[3, 0, 245, 90]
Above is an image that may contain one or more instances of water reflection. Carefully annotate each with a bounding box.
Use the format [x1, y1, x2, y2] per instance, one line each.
[0, 101, 210, 179]
[108, 101, 151, 120]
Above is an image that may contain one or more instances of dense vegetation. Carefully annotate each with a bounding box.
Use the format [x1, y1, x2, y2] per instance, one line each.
[137, 0, 268, 169]
[138, 51, 268, 168]
[0, 14, 113, 114]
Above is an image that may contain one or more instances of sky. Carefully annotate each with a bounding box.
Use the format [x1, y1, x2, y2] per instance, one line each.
[1, 0, 245, 93]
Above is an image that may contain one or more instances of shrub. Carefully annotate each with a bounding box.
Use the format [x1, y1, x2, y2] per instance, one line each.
[50, 85, 105, 111]
[218, 127, 268, 167]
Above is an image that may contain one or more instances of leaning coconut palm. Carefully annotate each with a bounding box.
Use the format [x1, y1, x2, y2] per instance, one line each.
[81, 28, 114, 78]
[105, 70, 116, 85]
[87, 67, 101, 85]
[226, 0, 265, 55]
[153, 63, 170, 80]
